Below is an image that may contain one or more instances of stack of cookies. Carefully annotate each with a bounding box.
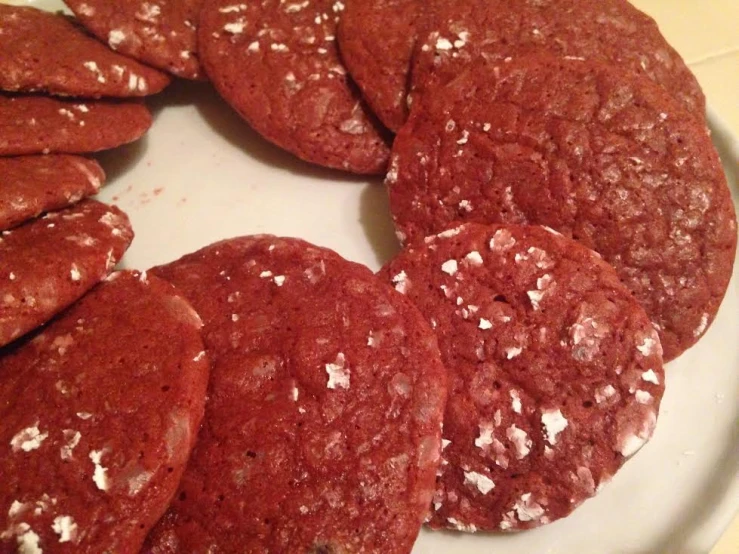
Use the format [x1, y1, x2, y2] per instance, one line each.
[0, 1, 736, 553]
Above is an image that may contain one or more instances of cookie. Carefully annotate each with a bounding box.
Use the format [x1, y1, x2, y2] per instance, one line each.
[0, 5, 170, 98]
[337, 0, 422, 132]
[388, 55, 737, 361]
[145, 236, 447, 553]
[0, 155, 104, 232]
[64, 0, 205, 80]
[199, 0, 391, 174]
[0, 95, 152, 156]
[412, 0, 704, 118]
[379, 223, 666, 532]
[346, 0, 704, 130]
[0, 199, 133, 348]
[0, 270, 210, 553]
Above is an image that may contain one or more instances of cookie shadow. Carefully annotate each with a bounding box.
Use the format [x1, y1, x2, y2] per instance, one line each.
[93, 135, 149, 185]
[359, 182, 401, 268]
[145, 77, 210, 116]
[190, 82, 369, 183]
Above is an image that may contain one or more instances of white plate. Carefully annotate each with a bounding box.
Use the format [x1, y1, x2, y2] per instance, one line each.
[15, 1, 739, 551]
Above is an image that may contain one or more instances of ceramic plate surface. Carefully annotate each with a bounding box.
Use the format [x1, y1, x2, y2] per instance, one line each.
[8, 1, 739, 551]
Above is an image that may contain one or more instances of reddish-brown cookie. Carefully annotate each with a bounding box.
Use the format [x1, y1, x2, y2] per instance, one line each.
[63, 0, 205, 80]
[337, 0, 422, 132]
[345, 0, 704, 130]
[0, 199, 133, 348]
[145, 236, 447, 553]
[0, 270, 210, 554]
[199, 0, 391, 174]
[0, 5, 170, 98]
[0, 95, 152, 156]
[412, 0, 704, 118]
[0, 155, 104, 232]
[379, 223, 666, 532]
[388, 55, 737, 362]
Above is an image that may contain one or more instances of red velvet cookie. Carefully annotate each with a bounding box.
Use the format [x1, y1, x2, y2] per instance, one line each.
[379, 223, 666, 532]
[0, 155, 104, 232]
[412, 0, 704, 119]
[0, 95, 152, 156]
[0, 270, 209, 554]
[145, 236, 447, 553]
[64, 0, 205, 79]
[341, 0, 705, 131]
[0, 199, 133, 348]
[0, 5, 170, 98]
[388, 55, 737, 361]
[199, 0, 391, 174]
[337, 0, 422, 132]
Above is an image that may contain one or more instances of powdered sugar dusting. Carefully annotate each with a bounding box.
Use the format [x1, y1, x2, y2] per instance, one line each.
[60, 429, 81, 461]
[541, 409, 568, 445]
[693, 313, 709, 337]
[441, 259, 458, 275]
[392, 271, 410, 294]
[489, 228, 516, 251]
[464, 470, 495, 494]
[89, 449, 110, 491]
[464, 251, 483, 266]
[474, 422, 494, 449]
[325, 353, 350, 390]
[618, 410, 657, 457]
[506, 425, 532, 459]
[51, 515, 78, 543]
[478, 318, 493, 330]
[513, 492, 546, 522]
[10, 423, 48, 453]
[642, 369, 660, 385]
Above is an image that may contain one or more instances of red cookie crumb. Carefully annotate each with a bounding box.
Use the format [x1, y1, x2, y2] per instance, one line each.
[145, 235, 447, 553]
[0, 199, 133, 348]
[0, 5, 170, 98]
[0, 270, 209, 553]
[379, 223, 666, 532]
[0, 155, 104, 232]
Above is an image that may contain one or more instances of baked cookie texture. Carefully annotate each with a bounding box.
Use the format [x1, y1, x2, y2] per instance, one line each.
[0, 95, 153, 156]
[0, 4, 170, 97]
[0, 270, 209, 554]
[145, 236, 447, 553]
[198, 0, 391, 174]
[0, 200, 133, 348]
[64, 0, 206, 79]
[388, 55, 736, 361]
[0, 155, 104, 232]
[379, 223, 665, 531]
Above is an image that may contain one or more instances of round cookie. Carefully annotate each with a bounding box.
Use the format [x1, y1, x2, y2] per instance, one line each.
[337, 0, 422, 132]
[0, 270, 210, 553]
[0, 5, 170, 98]
[0, 155, 104, 232]
[388, 55, 737, 362]
[0, 95, 152, 156]
[411, 0, 705, 118]
[64, 0, 205, 80]
[379, 223, 666, 532]
[0, 199, 133, 348]
[145, 236, 447, 553]
[199, 0, 391, 175]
